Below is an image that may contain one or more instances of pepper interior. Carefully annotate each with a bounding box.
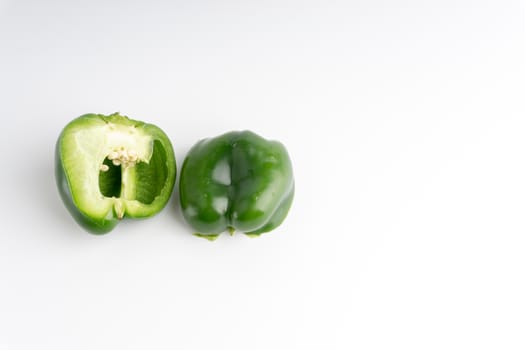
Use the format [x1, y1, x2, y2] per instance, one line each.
[98, 140, 168, 204]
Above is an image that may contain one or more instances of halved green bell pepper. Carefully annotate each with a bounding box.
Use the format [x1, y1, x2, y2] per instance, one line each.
[179, 130, 294, 240]
[55, 113, 176, 234]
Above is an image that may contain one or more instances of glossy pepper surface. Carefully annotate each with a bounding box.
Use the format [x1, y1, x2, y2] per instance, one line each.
[55, 113, 176, 234]
[179, 130, 294, 240]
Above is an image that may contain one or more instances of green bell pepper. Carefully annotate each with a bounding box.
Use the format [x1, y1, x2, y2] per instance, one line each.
[55, 113, 176, 234]
[179, 130, 294, 240]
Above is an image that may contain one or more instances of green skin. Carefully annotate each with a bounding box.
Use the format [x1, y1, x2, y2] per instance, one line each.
[179, 130, 294, 240]
[55, 113, 176, 234]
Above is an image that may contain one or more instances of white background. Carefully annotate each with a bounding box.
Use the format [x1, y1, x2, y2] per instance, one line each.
[1, 0, 524, 349]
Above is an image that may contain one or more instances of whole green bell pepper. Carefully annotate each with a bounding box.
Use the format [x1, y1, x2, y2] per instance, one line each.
[179, 130, 294, 240]
[55, 113, 176, 234]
